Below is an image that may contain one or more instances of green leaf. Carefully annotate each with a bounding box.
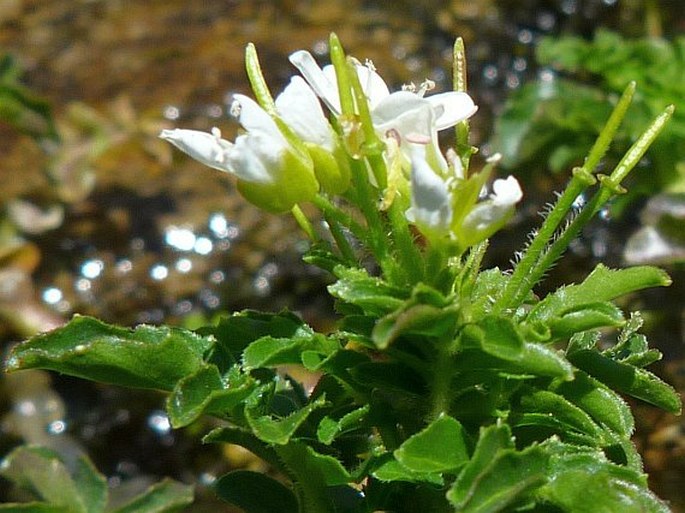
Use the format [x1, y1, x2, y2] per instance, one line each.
[317, 405, 370, 445]
[242, 331, 337, 370]
[199, 310, 310, 370]
[448, 425, 514, 503]
[541, 452, 670, 513]
[373, 303, 459, 350]
[214, 471, 298, 513]
[456, 343, 574, 381]
[71, 456, 108, 513]
[447, 425, 549, 513]
[328, 266, 407, 317]
[282, 443, 351, 486]
[546, 302, 625, 340]
[527, 264, 671, 323]
[371, 455, 444, 486]
[0, 446, 93, 513]
[568, 349, 682, 414]
[6, 315, 213, 391]
[109, 479, 193, 513]
[553, 371, 634, 436]
[517, 389, 603, 441]
[460, 316, 524, 361]
[246, 395, 328, 445]
[166, 364, 255, 428]
[394, 415, 469, 473]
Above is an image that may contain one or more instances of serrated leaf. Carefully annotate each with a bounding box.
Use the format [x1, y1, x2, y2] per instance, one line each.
[109, 479, 193, 513]
[214, 471, 297, 513]
[371, 456, 444, 485]
[448, 425, 514, 501]
[242, 332, 336, 370]
[456, 343, 573, 381]
[541, 453, 670, 513]
[328, 266, 407, 316]
[317, 405, 370, 445]
[517, 389, 603, 441]
[553, 371, 634, 436]
[447, 433, 549, 513]
[546, 302, 625, 339]
[461, 316, 524, 361]
[166, 364, 255, 428]
[6, 316, 213, 391]
[394, 415, 468, 473]
[568, 349, 682, 414]
[282, 443, 351, 486]
[246, 395, 327, 445]
[372, 303, 459, 350]
[198, 310, 311, 370]
[527, 264, 670, 323]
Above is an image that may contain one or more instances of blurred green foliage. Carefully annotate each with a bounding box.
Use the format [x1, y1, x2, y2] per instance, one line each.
[492, 29, 685, 209]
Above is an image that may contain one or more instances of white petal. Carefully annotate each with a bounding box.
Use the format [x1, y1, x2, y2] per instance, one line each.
[426, 91, 478, 131]
[406, 147, 452, 233]
[289, 51, 341, 114]
[372, 91, 434, 138]
[232, 94, 285, 143]
[159, 128, 233, 172]
[226, 131, 283, 184]
[491, 176, 523, 206]
[355, 64, 390, 108]
[276, 76, 334, 150]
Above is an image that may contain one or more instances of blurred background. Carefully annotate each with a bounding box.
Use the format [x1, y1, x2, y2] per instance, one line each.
[0, 0, 683, 510]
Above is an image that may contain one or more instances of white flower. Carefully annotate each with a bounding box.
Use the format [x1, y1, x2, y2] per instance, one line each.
[289, 49, 477, 152]
[460, 175, 523, 242]
[405, 145, 452, 234]
[160, 93, 319, 212]
[160, 94, 291, 185]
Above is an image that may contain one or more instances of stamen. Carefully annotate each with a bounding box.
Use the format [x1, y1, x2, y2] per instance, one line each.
[229, 100, 242, 118]
[417, 79, 435, 97]
[402, 82, 417, 93]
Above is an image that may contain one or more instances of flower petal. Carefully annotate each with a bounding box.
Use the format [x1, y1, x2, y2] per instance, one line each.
[289, 50, 341, 114]
[276, 76, 334, 151]
[491, 175, 523, 206]
[372, 91, 434, 138]
[355, 63, 390, 108]
[426, 91, 477, 131]
[232, 94, 285, 143]
[159, 128, 233, 172]
[226, 131, 283, 184]
[406, 146, 452, 234]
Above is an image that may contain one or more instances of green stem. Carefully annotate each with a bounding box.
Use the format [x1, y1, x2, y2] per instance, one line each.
[453, 37, 474, 172]
[507, 104, 673, 307]
[313, 195, 366, 243]
[429, 339, 454, 420]
[492, 83, 639, 313]
[325, 214, 357, 263]
[387, 199, 424, 285]
[582, 82, 635, 173]
[492, 170, 595, 313]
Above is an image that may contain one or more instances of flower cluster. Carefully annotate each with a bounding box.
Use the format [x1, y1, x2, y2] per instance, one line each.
[160, 36, 522, 252]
